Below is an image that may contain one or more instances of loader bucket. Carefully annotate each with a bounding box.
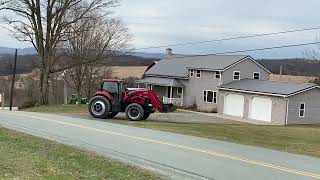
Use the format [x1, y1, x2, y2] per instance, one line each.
[162, 103, 176, 113]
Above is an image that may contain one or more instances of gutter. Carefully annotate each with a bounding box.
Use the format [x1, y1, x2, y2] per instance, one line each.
[218, 87, 288, 98]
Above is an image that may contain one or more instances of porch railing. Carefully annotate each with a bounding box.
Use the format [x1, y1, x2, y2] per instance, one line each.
[162, 97, 182, 106]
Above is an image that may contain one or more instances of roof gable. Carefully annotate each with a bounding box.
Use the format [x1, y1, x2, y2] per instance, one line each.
[145, 55, 249, 78]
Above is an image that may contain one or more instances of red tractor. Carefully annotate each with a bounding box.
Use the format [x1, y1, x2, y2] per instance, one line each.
[88, 79, 175, 121]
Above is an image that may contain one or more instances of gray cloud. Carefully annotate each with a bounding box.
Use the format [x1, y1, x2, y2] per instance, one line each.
[0, 0, 319, 58]
[115, 0, 320, 58]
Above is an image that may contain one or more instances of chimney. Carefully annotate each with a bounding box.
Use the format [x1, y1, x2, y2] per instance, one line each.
[166, 48, 173, 56]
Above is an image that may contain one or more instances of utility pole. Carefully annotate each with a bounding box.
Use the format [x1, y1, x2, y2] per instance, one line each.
[9, 49, 18, 111]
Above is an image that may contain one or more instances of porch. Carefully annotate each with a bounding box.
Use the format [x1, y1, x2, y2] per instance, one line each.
[136, 77, 184, 106]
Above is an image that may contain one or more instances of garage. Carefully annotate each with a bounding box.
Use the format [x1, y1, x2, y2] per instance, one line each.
[249, 97, 272, 122]
[224, 93, 244, 117]
[218, 79, 320, 125]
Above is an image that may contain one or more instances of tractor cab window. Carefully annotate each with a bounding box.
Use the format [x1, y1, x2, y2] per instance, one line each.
[102, 82, 119, 93]
[102, 81, 121, 99]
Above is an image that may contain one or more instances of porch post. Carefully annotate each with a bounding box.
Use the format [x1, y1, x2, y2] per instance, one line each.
[170, 86, 173, 103]
[180, 87, 184, 106]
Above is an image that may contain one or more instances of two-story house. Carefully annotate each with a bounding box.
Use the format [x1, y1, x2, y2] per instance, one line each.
[138, 49, 320, 125]
[138, 52, 271, 112]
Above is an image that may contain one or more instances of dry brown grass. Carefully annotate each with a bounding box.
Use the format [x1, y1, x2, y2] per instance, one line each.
[111, 66, 148, 79]
[270, 74, 316, 83]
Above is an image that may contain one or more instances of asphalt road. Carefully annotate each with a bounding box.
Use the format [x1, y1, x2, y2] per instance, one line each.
[0, 111, 319, 180]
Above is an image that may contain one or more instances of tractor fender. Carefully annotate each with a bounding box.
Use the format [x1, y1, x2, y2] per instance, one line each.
[94, 91, 114, 103]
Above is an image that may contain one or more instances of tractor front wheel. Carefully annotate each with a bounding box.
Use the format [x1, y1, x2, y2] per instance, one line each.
[125, 103, 145, 121]
[89, 96, 112, 119]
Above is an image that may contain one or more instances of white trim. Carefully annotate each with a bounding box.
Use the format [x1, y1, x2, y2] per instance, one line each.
[189, 69, 194, 77]
[299, 102, 306, 117]
[170, 86, 173, 103]
[218, 87, 287, 97]
[214, 71, 221, 79]
[285, 98, 289, 125]
[222, 56, 272, 74]
[177, 87, 182, 94]
[287, 86, 319, 97]
[253, 72, 260, 80]
[233, 71, 241, 80]
[181, 87, 184, 106]
[219, 86, 320, 98]
[203, 90, 217, 103]
[196, 70, 201, 78]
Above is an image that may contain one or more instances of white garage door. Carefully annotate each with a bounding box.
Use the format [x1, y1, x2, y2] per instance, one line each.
[250, 97, 272, 122]
[224, 94, 244, 117]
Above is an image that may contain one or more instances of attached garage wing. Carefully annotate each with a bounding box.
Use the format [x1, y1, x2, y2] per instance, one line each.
[250, 97, 272, 122]
[224, 94, 244, 117]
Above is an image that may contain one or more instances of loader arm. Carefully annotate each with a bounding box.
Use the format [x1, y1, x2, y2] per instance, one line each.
[147, 90, 175, 113]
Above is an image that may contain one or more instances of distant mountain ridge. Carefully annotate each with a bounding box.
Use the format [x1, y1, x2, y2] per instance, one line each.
[0, 47, 37, 55]
[0, 46, 166, 59]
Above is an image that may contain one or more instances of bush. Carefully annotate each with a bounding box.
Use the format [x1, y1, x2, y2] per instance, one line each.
[19, 100, 38, 109]
[311, 77, 320, 85]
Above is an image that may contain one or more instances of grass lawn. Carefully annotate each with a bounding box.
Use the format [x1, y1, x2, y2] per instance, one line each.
[25, 104, 88, 113]
[23, 105, 320, 158]
[0, 128, 158, 179]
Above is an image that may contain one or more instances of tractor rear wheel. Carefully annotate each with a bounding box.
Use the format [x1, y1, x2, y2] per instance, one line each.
[89, 96, 112, 119]
[125, 103, 145, 121]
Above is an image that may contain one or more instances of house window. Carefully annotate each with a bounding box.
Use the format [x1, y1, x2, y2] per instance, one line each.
[177, 87, 182, 94]
[253, 72, 260, 80]
[299, 102, 306, 117]
[233, 71, 240, 80]
[189, 69, 194, 77]
[196, 70, 201, 78]
[203, 90, 217, 103]
[214, 71, 221, 79]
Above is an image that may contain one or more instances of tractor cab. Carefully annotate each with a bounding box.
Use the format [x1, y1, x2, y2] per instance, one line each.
[101, 79, 124, 101]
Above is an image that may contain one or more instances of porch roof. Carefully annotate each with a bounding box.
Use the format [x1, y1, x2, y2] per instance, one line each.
[137, 77, 184, 87]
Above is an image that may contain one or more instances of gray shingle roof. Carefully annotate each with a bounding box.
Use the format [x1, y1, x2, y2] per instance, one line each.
[145, 55, 249, 78]
[136, 77, 184, 87]
[219, 79, 318, 96]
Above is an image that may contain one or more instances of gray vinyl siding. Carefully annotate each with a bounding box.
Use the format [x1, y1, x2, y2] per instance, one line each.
[222, 58, 270, 84]
[287, 88, 320, 124]
[181, 70, 220, 112]
[218, 90, 287, 125]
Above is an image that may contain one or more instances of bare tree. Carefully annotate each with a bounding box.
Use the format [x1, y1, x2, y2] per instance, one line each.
[60, 12, 131, 101]
[0, 0, 119, 105]
[303, 39, 320, 85]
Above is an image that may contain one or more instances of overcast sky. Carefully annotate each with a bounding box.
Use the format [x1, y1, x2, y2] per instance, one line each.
[1, 0, 320, 58]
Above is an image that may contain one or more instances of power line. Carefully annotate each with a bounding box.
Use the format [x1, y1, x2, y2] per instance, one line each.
[162, 41, 320, 59]
[133, 26, 320, 50]
[214, 41, 320, 55]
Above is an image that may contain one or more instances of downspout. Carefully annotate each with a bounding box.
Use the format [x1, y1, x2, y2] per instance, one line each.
[284, 97, 289, 125]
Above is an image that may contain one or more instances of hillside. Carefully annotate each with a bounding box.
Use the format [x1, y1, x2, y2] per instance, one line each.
[1, 53, 319, 77]
[257, 59, 320, 76]
[0, 54, 158, 76]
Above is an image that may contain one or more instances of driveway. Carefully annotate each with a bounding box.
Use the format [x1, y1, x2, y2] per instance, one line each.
[0, 111, 319, 180]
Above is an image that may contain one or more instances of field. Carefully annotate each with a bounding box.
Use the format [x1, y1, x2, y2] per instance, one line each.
[270, 74, 316, 83]
[111, 66, 148, 79]
[0, 128, 158, 179]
